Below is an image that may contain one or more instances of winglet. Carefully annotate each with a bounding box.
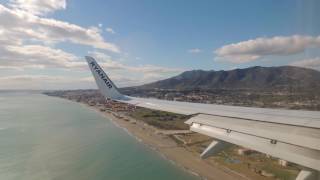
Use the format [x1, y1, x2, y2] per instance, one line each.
[85, 56, 124, 100]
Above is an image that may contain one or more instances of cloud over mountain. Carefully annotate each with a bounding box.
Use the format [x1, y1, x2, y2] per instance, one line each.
[215, 35, 320, 63]
[291, 57, 320, 70]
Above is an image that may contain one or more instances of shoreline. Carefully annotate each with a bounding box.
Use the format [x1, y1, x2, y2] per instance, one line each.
[76, 101, 248, 180]
[84, 104, 204, 179]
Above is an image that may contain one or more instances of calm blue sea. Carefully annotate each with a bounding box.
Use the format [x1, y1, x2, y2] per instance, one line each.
[0, 92, 198, 180]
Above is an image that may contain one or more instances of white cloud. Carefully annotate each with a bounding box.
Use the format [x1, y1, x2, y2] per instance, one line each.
[0, 2, 183, 89]
[188, 48, 202, 53]
[9, 0, 66, 16]
[0, 44, 80, 69]
[0, 44, 183, 88]
[290, 57, 320, 70]
[3, 47, 118, 72]
[0, 75, 96, 90]
[83, 51, 185, 87]
[0, 1, 122, 87]
[0, 63, 184, 89]
[215, 35, 320, 63]
[80, 75, 159, 88]
[0, 4, 120, 52]
[106, 27, 116, 34]
[88, 51, 183, 74]
[88, 50, 112, 62]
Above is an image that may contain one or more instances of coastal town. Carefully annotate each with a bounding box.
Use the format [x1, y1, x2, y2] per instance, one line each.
[121, 87, 320, 111]
[45, 90, 301, 180]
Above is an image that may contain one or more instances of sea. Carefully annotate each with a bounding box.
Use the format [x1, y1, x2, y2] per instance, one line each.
[0, 92, 199, 180]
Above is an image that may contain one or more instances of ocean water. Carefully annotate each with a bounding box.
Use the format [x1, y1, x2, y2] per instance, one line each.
[0, 92, 198, 180]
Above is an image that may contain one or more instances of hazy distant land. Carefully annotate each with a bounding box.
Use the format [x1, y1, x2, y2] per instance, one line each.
[122, 66, 320, 111]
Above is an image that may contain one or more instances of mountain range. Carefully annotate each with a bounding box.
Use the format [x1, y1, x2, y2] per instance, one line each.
[136, 66, 320, 91]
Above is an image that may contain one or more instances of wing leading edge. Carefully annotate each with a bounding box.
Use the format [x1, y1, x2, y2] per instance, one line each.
[85, 56, 320, 178]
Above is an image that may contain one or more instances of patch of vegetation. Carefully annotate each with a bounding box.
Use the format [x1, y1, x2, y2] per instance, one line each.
[128, 107, 190, 130]
[262, 163, 298, 180]
[212, 148, 299, 180]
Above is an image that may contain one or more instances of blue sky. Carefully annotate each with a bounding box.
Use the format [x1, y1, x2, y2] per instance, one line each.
[54, 0, 319, 69]
[0, 0, 319, 89]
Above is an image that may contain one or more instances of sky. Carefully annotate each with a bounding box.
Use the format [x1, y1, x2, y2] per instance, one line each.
[0, 0, 319, 89]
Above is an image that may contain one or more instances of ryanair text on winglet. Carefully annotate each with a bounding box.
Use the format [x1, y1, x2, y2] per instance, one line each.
[89, 61, 113, 89]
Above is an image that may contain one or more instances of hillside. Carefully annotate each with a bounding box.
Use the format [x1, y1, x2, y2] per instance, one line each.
[137, 66, 320, 91]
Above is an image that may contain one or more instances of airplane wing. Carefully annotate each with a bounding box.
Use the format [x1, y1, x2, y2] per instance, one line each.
[85, 56, 320, 179]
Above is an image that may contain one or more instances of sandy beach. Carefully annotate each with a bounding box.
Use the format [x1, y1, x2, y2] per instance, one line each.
[82, 103, 248, 180]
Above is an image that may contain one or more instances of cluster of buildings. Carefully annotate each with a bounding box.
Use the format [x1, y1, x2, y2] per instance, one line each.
[45, 90, 136, 113]
[122, 88, 320, 110]
[93, 100, 136, 113]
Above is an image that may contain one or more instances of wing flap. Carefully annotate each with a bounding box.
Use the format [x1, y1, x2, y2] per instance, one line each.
[187, 115, 320, 171]
[185, 114, 320, 151]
